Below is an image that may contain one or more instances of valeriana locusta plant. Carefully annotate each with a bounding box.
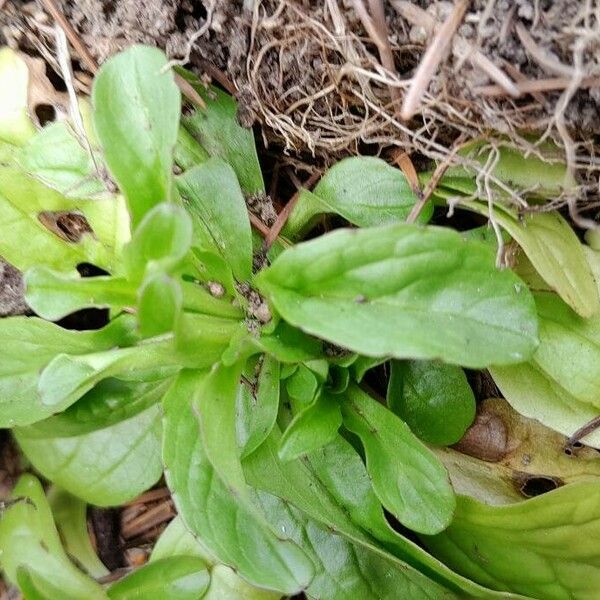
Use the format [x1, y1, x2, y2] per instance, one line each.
[1, 43, 600, 600]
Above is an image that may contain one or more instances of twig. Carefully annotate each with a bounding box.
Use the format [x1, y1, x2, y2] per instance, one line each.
[391, 150, 421, 197]
[124, 487, 171, 506]
[515, 23, 574, 78]
[121, 501, 175, 539]
[174, 73, 206, 110]
[250, 213, 271, 238]
[400, 0, 469, 120]
[264, 171, 320, 249]
[475, 75, 600, 97]
[565, 415, 600, 450]
[406, 134, 466, 223]
[40, 0, 98, 73]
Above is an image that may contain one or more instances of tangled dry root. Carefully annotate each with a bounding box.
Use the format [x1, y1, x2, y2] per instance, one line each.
[3, 0, 600, 217]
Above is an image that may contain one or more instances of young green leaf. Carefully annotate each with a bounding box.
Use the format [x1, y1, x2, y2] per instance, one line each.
[258, 223, 539, 368]
[284, 156, 429, 239]
[107, 557, 210, 600]
[49, 488, 109, 578]
[463, 202, 599, 318]
[279, 392, 342, 461]
[422, 481, 600, 599]
[124, 202, 193, 280]
[237, 355, 280, 458]
[177, 158, 253, 280]
[387, 360, 476, 446]
[16, 401, 163, 506]
[0, 474, 105, 599]
[285, 364, 319, 403]
[342, 384, 455, 535]
[92, 46, 181, 226]
[25, 267, 136, 321]
[180, 79, 264, 195]
[162, 371, 314, 593]
[203, 564, 282, 600]
[0, 47, 36, 145]
[37, 337, 177, 413]
[0, 315, 136, 426]
[138, 273, 183, 337]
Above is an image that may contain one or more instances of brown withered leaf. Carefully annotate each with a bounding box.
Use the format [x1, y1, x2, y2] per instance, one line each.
[435, 398, 600, 505]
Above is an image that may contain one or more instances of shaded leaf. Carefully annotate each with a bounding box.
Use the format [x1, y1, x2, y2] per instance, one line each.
[342, 384, 455, 535]
[387, 360, 475, 446]
[177, 158, 253, 280]
[138, 274, 182, 337]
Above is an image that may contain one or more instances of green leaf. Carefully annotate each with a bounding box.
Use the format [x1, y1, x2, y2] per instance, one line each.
[237, 355, 280, 458]
[422, 481, 600, 599]
[49, 488, 109, 578]
[0, 315, 136, 426]
[37, 337, 177, 413]
[25, 267, 136, 320]
[342, 384, 455, 535]
[19, 121, 105, 199]
[285, 364, 319, 403]
[0, 474, 105, 599]
[306, 437, 514, 598]
[279, 392, 341, 461]
[0, 48, 36, 145]
[491, 361, 600, 448]
[92, 45, 181, 226]
[440, 140, 576, 199]
[0, 168, 105, 272]
[284, 157, 428, 239]
[195, 361, 248, 495]
[138, 274, 183, 337]
[244, 434, 461, 599]
[162, 371, 314, 594]
[491, 293, 600, 447]
[150, 516, 212, 563]
[258, 223, 538, 368]
[180, 79, 264, 195]
[204, 565, 281, 600]
[124, 202, 193, 280]
[107, 557, 210, 600]
[387, 360, 475, 445]
[464, 202, 599, 318]
[16, 401, 163, 506]
[177, 158, 253, 280]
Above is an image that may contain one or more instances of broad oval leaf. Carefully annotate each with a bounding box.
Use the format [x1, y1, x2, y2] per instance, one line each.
[422, 481, 600, 599]
[342, 385, 455, 535]
[16, 398, 164, 506]
[162, 371, 314, 594]
[284, 156, 429, 239]
[107, 557, 210, 600]
[258, 223, 538, 368]
[177, 158, 253, 281]
[138, 273, 182, 338]
[387, 360, 476, 446]
[0, 474, 105, 599]
[92, 45, 181, 226]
